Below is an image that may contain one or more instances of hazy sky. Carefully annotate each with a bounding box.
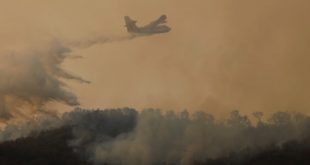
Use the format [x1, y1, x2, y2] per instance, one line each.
[1, 0, 310, 116]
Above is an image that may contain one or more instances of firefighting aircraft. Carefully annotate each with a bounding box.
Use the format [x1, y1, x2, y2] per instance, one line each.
[124, 15, 171, 35]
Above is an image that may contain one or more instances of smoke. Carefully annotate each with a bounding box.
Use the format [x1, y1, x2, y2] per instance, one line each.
[0, 28, 146, 122]
[9, 108, 302, 165]
[1, 1, 309, 163]
[87, 110, 310, 165]
[0, 40, 91, 121]
[46, 0, 310, 116]
[0, 114, 62, 141]
[1, 108, 309, 164]
[68, 34, 138, 49]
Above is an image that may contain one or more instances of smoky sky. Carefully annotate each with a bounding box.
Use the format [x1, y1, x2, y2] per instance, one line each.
[0, 1, 309, 164]
[0, 0, 310, 117]
[64, 0, 310, 115]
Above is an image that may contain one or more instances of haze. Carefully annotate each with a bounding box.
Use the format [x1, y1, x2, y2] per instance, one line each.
[1, 0, 310, 117]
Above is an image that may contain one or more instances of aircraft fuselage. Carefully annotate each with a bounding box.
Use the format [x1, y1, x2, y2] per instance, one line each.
[125, 15, 171, 35]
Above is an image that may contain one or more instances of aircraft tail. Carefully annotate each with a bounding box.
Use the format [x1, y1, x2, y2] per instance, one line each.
[124, 16, 139, 33]
[157, 15, 167, 24]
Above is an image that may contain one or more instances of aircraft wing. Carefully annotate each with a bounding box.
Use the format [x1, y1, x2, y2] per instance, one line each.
[143, 15, 168, 29]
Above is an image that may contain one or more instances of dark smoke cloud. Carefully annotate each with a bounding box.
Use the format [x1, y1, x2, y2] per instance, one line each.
[1, 108, 310, 164]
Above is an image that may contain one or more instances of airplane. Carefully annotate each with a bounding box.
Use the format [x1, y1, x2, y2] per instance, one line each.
[124, 15, 171, 35]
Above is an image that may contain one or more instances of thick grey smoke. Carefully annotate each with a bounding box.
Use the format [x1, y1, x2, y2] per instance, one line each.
[0, 41, 89, 121]
[0, 114, 62, 141]
[89, 110, 310, 165]
[0, 31, 144, 122]
[44, 108, 310, 165]
[1, 108, 309, 164]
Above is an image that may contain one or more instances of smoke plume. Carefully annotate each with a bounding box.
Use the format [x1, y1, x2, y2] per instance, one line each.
[0, 41, 90, 121]
[0, 29, 145, 122]
[83, 109, 310, 165]
[1, 108, 310, 164]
